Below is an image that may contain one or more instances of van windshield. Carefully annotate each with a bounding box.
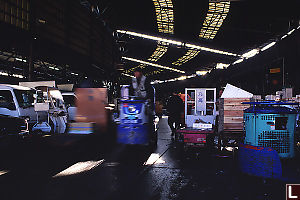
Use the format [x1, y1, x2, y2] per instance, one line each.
[14, 89, 35, 108]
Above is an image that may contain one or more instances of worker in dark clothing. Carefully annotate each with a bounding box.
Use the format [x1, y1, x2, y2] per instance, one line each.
[129, 68, 156, 144]
[129, 68, 154, 102]
[166, 91, 184, 137]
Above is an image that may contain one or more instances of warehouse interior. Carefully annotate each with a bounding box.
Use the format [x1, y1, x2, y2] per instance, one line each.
[0, 0, 300, 199]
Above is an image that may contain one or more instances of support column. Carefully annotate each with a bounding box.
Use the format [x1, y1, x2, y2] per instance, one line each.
[28, 40, 33, 81]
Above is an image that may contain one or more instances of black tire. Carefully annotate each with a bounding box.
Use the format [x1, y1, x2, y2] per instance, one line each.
[148, 130, 157, 151]
[49, 118, 55, 134]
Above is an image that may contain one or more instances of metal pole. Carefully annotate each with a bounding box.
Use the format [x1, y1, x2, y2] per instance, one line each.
[28, 0, 36, 81]
[282, 57, 285, 88]
[28, 40, 33, 81]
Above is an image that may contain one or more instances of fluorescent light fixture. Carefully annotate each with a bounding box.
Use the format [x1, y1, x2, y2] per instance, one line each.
[232, 58, 244, 65]
[117, 30, 182, 46]
[196, 71, 208, 76]
[70, 72, 79, 76]
[242, 48, 259, 59]
[0, 170, 9, 176]
[178, 76, 187, 80]
[287, 29, 295, 35]
[144, 153, 165, 165]
[229, 26, 298, 66]
[151, 74, 197, 84]
[122, 56, 185, 74]
[117, 30, 239, 57]
[121, 73, 134, 78]
[0, 72, 9, 76]
[53, 160, 104, 177]
[49, 66, 60, 70]
[12, 74, 24, 78]
[216, 63, 229, 69]
[261, 42, 276, 51]
[15, 57, 27, 62]
[0, 72, 23, 78]
[185, 44, 237, 56]
[281, 34, 288, 40]
[151, 80, 164, 84]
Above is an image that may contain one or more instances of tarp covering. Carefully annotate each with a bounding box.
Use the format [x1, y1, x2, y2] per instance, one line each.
[238, 144, 282, 179]
[221, 83, 253, 98]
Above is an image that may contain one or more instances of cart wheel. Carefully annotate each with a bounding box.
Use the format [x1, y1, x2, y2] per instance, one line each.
[149, 130, 157, 150]
[174, 131, 181, 146]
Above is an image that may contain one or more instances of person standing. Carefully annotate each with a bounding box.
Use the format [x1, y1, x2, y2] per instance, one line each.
[129, 68, 156, 144]
[129, 68, 154, 103]
[166, 91, 184, 137]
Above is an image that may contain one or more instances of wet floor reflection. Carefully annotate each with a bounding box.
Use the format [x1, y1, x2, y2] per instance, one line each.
[0, 117, 299, 200]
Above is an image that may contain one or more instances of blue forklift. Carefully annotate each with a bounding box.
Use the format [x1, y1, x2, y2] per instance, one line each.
[117, 98, 157, 148]
[116, 86, 157, 148]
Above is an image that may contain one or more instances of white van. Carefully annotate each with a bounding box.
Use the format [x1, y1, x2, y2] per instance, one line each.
[0, 84, 47, 126]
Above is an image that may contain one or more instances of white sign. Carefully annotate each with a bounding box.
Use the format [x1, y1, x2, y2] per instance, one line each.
[193, 123, 212, 129]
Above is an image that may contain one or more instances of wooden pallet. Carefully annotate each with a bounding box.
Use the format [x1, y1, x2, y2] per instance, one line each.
[217, 98, 250, 148]
[218, 98, 250, 133]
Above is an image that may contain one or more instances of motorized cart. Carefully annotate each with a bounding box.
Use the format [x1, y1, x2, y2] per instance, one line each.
[116, 85, 157, 147]
[175, 88, 217, 149]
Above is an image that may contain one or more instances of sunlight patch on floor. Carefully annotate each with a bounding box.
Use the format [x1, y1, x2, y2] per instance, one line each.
[53, 159, 104, 177]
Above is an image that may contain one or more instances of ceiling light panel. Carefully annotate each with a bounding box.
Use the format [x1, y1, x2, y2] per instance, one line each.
[172, 49, 200, 66]
[145, 69, 164, 76]
[125, 0, 174, 74]
[148, 42, 169, 62]
[199, 1, 230, 40]
[125, 42, 169, 73]
[153, 0, 174, 34]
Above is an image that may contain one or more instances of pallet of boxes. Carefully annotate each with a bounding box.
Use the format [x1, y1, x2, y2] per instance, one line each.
[217, 84, 254, 149]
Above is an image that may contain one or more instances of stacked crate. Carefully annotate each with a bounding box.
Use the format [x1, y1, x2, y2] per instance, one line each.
[218, 98, 251, 147]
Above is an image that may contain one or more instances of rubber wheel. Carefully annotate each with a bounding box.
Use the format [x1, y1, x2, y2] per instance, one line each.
[149, 130, 158, 150]
[49, 118, 55, 134]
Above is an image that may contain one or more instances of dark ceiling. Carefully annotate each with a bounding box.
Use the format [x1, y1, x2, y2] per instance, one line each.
[99, 0, 300, 81]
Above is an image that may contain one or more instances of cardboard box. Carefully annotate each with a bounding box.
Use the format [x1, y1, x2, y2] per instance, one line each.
[75, 88, 108, 132]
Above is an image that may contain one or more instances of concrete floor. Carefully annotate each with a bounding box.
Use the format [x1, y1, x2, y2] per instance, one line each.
[0, 117, 300, 200]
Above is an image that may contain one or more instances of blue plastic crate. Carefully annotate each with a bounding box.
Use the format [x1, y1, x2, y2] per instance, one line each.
[243, 102, 298, 158]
